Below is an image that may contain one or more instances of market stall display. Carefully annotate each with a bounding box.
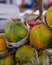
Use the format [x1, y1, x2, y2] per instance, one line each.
[0, 4, 52, 65]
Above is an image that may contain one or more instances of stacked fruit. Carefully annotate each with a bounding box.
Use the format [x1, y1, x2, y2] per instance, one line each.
[0, 6, 52, 65]
[46, 6, 52, 27]
[0, 34, 16, 65]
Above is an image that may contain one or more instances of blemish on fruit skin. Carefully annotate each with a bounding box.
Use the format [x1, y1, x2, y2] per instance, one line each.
[38, 26, 41, 28]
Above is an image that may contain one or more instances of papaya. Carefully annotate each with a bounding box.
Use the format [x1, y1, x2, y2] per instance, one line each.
[39, 49, 52, 65]
[0, 34, 7, 52]
[46, 6, 52, 26]
[5, 22, 27, 43]
[15, 45, 36, 65]
[30, 23, 52, 49]
[0, 54, 16, 65]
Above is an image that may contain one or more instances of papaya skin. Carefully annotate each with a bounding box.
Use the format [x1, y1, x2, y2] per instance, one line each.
[0, 34, 7, 52]
[30, 23, 52, 49]
[15, 45, 36, 64]
[0, 54, 16, 65]
[5, 22, 27, 43]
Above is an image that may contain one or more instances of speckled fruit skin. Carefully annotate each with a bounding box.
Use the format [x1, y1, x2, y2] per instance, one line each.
[5, 22, 27, 43]
[30, 23, 52, 49]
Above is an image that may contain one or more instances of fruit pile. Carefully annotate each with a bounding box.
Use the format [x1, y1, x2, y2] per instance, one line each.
[46, 6, 52, 26]
[0, 6, 52, 65]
